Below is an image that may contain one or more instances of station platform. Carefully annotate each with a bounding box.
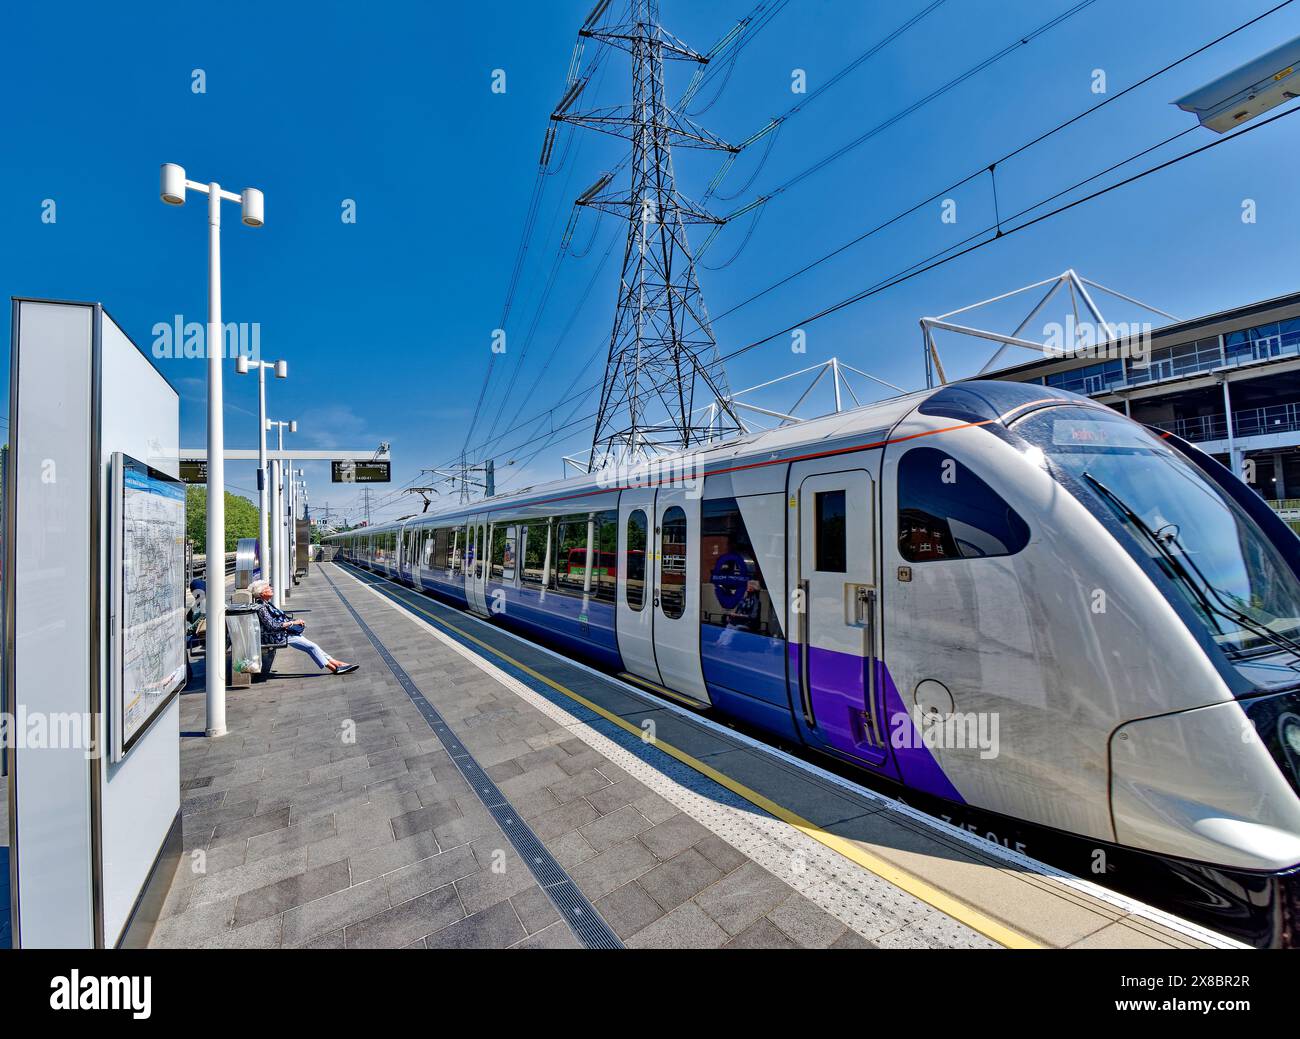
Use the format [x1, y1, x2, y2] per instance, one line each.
[154, 562, 1246, 950]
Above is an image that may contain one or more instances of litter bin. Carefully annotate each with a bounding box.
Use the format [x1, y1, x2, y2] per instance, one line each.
[226, 602, 262, 686]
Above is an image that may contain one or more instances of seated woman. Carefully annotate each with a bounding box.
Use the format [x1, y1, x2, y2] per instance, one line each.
[248, 580, 358, 675]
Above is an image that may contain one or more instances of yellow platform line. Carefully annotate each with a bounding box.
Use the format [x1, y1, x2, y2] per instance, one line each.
[336, 564, 1042, 950]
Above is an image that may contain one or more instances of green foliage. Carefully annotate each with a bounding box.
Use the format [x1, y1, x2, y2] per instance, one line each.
[186, 487, 261, 554]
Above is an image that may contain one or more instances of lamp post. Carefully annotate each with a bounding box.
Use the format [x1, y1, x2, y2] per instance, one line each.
[268, 419, 296, 606]
[160, 162, 264, 740]
[235, 355, 287, 583]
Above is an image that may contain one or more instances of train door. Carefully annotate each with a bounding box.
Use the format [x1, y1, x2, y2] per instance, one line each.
[399, 523, 414, 583]
[789, 459, 892, 770]
[617, 488, 661, 685]
[653, 488, 710, 704]
[466, 515, 489, 616]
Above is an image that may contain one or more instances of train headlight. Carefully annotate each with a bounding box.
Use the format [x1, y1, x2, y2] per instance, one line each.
[1281, 714, 1300, 757]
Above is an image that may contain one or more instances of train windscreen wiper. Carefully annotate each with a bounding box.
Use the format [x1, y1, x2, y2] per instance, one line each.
[1082, 472, 1300, 668]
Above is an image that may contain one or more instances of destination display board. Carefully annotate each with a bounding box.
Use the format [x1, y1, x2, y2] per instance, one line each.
[112, 453, 187, 759]
[179, 458, 207, 484]
[332, 459, 391, 483]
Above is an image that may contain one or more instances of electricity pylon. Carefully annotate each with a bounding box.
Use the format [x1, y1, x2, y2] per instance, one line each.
[555, 0, 743, 470]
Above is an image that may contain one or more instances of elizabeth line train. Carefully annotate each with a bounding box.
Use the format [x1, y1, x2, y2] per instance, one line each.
[327, 381, 1300, 946]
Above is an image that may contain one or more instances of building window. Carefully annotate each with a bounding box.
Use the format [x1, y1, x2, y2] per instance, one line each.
[700, 498, 778, 636]
[898, 447, 1030, 561]
[1044, 359, 1125, 395]
[626, 510, 648, 611]
[660, 506, 688, 619]
[814, 490, 847, 573]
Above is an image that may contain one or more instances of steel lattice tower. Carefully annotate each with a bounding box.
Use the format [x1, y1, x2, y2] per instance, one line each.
[556, 0, 743, 470]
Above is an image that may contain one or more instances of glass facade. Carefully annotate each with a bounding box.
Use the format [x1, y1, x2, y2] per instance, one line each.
[1044, 359, 1125, 395]
[1126, 337, 1222, 385]
[1225, 318, 1300, 366]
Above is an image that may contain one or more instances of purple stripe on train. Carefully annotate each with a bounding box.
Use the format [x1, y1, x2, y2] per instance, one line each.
[788, 642, 964, 804]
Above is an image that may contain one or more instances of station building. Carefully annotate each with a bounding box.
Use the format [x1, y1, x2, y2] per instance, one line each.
[988, 290, 1300, 501]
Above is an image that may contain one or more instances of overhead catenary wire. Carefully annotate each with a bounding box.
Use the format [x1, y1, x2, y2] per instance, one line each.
[440, 100, 1300, 479]
[709, 0, 1297, 326]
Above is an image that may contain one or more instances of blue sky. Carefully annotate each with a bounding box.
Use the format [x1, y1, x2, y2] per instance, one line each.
[4, 0, 1299, 524]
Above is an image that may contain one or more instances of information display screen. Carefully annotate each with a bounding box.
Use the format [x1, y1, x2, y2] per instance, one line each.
[179, 458, 208, 484]
[113, 453, 187, 759]
[332, 460, 391, 483]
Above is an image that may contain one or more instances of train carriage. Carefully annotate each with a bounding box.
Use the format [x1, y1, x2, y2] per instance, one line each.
[328, 380, 1300, 947]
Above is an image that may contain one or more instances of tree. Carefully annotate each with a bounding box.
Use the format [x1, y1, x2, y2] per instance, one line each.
[186, 487, 261, 554]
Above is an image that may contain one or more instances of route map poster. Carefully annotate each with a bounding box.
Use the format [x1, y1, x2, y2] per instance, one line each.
[112, 453, 187, 759]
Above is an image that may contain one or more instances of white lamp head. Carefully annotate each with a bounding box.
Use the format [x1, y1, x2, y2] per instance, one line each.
[265, 419, 273, 431]
[235, 354, 250, 375]
[160, 163, 186, 205]
[289, 420, 298, 434]
[275, 359, 288, 379]
[241, 187, 264, 227]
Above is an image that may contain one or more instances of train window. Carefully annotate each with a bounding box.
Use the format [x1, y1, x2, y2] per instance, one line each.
[475, 525, 486, 579]
[701, 498, 778, 637]
[660, 506, 688, 620]
[897, 447, 1030, 562]
[490, 525, 517, 582]
[814, 491, 847, 573]
[626, 510, 648, 611]
[432, 528, 449, 570]
[450, 527, 464, 575]
[520, 521, 549, 588]
[452, 524, 468, 576]
[592, 510, 618, 603]
[549, 514, 592, 596]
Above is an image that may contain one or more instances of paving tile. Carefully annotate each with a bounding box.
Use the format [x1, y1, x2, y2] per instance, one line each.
[281, 877, 395, 947]
[349, 829, 442, 882]
[724, 916, 799, 949]
[768, 893, 849, 948]
[390, 799, 463, 840]
[425, 899, 527, 949]
[232, 860, 351, 927]
[512, 920, 583, 949]
[345, 887, 464, 948]
[510, 886, 562, 935]
[586, 777, 653, 816]
[385, 845, 479, 904]
[548, 768, 611, 804]
[626, 901, 729, 949]
[638, 847, 723, 912]
[694, 834, 747, 875]
[569, 839, 658, 901]
[577, 804, 653, 853]
[694, 861, 794, 936]
[637, 812, 712, 861]
[244, 814, 339, 864]
[188, 846, 311, 907]
[454, 863, 538, 915]
[210, 806, 291, 847]
[594, 881, 665, 940]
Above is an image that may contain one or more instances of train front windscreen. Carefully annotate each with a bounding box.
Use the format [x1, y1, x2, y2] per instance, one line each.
[1014, 404, 1300, 663]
